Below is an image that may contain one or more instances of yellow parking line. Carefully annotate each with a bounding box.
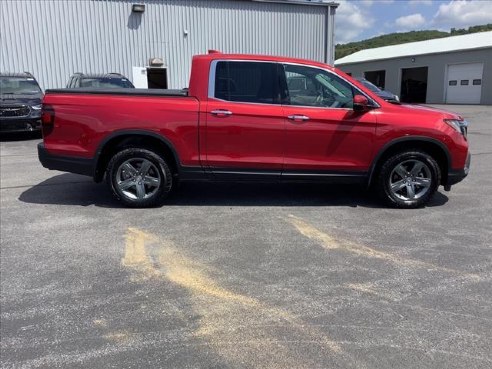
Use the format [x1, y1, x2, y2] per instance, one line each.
[286, 214, 480, 280]
[119, 227, 359, 368]
[121, 227, 160, 281]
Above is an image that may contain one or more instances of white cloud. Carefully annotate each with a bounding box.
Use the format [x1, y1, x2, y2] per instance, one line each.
[433, 0, 492, 27]
[359, 0, 395, 4]
[395, 13, 426, 29]
[335, 1, 375, 43]
[409, 0, 433, 6]
[360, 0, 374, 7]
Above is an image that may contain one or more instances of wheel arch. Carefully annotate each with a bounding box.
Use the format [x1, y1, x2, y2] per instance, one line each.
[368, 136, 451, 187]
[93, 130, 181, 182]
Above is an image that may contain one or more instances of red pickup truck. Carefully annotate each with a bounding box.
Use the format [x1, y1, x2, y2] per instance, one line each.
[38, 52, 470, 208]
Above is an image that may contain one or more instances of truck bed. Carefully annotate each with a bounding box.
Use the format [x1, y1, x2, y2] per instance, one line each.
[41, 88, 200, 165]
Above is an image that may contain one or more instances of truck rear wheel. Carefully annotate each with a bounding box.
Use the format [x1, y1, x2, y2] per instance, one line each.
[106, 148, 172, 208]
[376, 150, 440, 208]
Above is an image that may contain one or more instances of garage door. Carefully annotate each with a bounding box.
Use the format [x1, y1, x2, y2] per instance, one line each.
[446, 63, 483, 104]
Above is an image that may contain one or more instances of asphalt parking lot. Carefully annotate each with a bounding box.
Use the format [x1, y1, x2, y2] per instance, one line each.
[1, 105, 491, 369]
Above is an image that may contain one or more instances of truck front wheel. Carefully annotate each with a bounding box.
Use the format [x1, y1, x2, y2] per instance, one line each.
[376, 150, 441, 208]
[106, 148, 173, 207]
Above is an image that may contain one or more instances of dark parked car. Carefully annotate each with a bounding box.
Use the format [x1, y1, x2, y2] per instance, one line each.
[0, 72, 43, 134]
[355, 77, 399, 102]
[66, 73, 134, 89]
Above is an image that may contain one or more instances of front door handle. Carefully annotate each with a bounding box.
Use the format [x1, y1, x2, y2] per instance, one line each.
[287, 114, 310, 122]
[211, 109, 233, 117]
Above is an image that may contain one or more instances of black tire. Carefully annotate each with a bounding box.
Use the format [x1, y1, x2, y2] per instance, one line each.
[376, 150, 441, 208]
[106, 147, 173, 208]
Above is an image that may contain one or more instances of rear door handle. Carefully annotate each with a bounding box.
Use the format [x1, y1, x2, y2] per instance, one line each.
[287, 115, 310, 122]
[211, 109, 233, 117]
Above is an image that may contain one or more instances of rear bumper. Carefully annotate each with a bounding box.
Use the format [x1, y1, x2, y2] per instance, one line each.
[38, 143, 94, 177]
[446, 151, 471, 186]
[0, 118, 41, 133]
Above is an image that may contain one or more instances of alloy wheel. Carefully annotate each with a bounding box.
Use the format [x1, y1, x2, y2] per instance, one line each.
[389, 159, 432, 201]
[116, 158, 161, 200]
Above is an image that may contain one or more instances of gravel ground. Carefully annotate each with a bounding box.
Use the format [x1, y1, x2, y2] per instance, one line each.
[1, 105, 491, 369]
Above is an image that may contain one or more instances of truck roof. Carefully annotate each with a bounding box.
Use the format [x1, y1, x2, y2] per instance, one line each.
[0, 72, 35, 78]
[72, 72, 129, 79]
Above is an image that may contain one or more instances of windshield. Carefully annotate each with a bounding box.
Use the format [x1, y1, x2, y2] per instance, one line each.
[0, 77, 42, 94]
[80, 77, 134, 88]
[357, 79, 382, 93]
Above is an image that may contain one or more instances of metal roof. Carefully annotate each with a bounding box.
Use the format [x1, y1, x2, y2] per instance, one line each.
[335, 31, 492, 66]
[249, 0, 339, 7]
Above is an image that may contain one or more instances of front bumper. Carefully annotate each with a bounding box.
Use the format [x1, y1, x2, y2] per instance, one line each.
[38, 143, 95, 177]
[0, 118, 41, 133]
[446, 151, 471, 187]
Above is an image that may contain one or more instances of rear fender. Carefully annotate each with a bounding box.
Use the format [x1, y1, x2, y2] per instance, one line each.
[93, 130, 181, 182]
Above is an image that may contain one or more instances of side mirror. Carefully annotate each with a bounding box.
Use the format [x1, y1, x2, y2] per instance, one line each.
[353, 94, 370, 112]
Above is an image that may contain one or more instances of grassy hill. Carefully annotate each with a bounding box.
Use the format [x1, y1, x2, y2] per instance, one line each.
[335, 24, 492, 60]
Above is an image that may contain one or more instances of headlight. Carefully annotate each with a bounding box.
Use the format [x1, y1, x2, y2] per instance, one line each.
[444, 119, 468, 136]
[31, 104, 42, 110]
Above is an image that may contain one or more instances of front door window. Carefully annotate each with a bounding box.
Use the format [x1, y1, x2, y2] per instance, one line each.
[283, 64, 354, 109]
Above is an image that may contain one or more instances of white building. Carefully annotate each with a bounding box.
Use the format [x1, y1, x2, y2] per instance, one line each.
[1, 0, 339, 90]
[335, 31, 492, 105]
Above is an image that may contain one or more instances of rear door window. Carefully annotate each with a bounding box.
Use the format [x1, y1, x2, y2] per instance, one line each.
[214, 61, 280, 104]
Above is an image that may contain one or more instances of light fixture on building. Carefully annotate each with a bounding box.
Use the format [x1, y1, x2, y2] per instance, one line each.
[132, 4, 145, 13]
[149, 58, 164, 67]
[411, 57, 416, 63]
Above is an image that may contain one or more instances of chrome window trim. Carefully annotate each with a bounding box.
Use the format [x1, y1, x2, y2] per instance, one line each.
[208, 97, 283, 107]
[207, 59, 380, 109]
[207, 60, 218, 98]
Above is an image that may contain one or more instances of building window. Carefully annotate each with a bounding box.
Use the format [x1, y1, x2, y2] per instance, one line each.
[449, 80, 457, 86]
[473, 79, 482, 85]
[460, 80, 469, 85]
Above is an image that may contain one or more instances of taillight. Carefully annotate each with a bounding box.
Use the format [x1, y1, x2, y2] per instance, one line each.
[41, 104, 55, 137]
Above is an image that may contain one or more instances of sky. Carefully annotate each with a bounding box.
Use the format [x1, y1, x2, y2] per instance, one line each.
[330, 0, 492, 44]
